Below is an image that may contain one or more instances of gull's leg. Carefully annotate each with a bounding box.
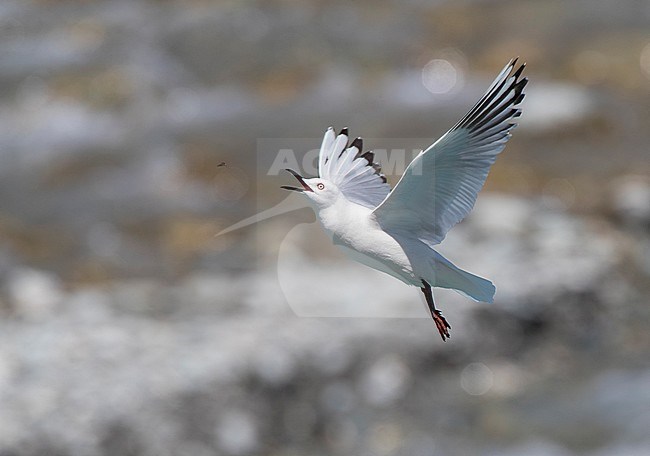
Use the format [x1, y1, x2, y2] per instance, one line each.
[421, 280, 451, 341]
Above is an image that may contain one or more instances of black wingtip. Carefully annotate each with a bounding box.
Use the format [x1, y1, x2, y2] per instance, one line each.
[350, 137, 363, 151]
[512, 63, 526, 80]
[361, 151, 374, 163]
[514, 77, 528, 98]
[514, 92, 525, 105]
[339, 127, 349, 137]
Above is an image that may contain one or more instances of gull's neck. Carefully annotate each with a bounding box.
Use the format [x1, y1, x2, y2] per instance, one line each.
[316, 196, 373, 235]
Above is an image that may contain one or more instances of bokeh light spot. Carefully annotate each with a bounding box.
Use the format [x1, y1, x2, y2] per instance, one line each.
[640, 42, 650, 80]
[460, 362, 494, 396]
[422, 59, 461, 95]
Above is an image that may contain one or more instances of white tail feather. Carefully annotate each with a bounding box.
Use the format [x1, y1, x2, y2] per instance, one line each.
[430, 251, 495, 303]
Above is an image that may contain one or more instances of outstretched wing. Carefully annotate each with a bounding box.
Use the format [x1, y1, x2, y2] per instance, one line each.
[318, 127, 391, 209]
[372, 58, 528, 245]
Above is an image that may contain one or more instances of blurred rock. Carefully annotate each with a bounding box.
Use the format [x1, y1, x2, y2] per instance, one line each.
[359, 355, 411, 406]
[610, 175, 650, 226]
[0, 208, 645, 455]
[440, 194, 621, 310]
[215, 410, 259, 455]
[5, 267, 63, 320]
[517, 82, 594, 133]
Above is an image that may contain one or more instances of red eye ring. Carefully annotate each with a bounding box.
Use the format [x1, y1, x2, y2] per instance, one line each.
[317, 183, 325, 190]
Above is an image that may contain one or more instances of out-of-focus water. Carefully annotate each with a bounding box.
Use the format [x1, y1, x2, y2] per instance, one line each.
[0, 1, 649, 455]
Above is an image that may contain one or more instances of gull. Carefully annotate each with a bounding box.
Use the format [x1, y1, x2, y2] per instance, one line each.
[282, 58, 527, 340]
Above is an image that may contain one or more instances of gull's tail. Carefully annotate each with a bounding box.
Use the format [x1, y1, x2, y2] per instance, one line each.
[430, 251, 495, 303]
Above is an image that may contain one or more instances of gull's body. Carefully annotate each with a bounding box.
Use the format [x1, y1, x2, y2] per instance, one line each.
[318, 200, 417, 284]
[282, 59, 528, 340]
[317, 199, 491, 303]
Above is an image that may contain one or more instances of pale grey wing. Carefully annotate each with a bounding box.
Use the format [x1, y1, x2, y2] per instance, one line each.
[372, 58, 527, 245]
[317, 127, 391, 209]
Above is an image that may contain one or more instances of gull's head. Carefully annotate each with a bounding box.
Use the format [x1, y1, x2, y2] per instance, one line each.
[281, 169, 340, 209]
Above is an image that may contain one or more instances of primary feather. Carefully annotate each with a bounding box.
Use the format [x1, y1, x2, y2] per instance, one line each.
[317, 127, 390, 209]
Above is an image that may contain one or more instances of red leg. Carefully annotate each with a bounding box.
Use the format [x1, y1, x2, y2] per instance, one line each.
[421, 280, 451, 341]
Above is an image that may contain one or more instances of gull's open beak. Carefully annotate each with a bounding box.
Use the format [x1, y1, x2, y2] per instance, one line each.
[281, 169, 313, 192]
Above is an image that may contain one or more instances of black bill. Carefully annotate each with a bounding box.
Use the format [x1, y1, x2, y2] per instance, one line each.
[281, 168, 313, 192]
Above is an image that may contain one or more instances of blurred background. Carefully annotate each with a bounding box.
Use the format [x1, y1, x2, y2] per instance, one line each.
[0, 0, 649, 455]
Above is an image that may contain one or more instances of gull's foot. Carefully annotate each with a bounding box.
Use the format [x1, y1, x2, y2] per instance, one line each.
[432, 310, 451, 341]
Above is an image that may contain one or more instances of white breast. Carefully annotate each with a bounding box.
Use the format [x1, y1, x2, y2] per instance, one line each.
[317, 199, 417, 285]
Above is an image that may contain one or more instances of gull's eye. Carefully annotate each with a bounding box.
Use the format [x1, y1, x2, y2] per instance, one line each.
[317, 183, 325, 190]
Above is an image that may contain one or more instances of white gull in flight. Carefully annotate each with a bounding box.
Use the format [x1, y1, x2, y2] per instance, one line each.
[282, 58, 528, 340]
